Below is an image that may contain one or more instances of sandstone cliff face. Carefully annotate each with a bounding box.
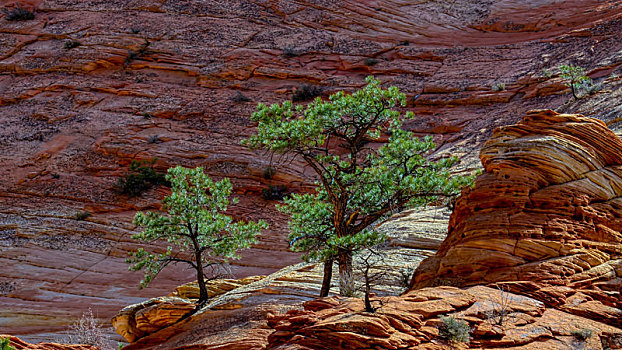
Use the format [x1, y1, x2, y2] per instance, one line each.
[1, 0, 622, 343]
[411, 110, 622, 328]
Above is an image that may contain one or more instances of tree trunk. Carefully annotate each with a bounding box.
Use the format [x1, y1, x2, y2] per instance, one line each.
[338, 249, 354, 296]
[319, 259, 333, 297]
[195, 251, 209, 308]
[364, 266, 373, 312]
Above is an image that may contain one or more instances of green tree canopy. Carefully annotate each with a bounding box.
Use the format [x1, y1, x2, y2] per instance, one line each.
[245, 77, 473, 296]
[127, 166, 267, 307]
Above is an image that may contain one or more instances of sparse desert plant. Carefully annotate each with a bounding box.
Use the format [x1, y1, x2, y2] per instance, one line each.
[282, 46, 299, 58]
[261, 184, 288, 200]
[0, 337, 15, 350]
[66, 308, 111, 350]
[116, 159, 169, 197]
[364, 58, 379, 66]
[559, 64, 592, 99]
[125, 39, 150, 65]
[3, 4, 34, 21]
[359, 245, 388, 312]
[571, 328, 593, 341]
[128, 166, 267, 307]
[541, 68, 553, 78]
[263, 166, 276, 179]
[491, 82, 506, 91]
[438, 315, 470, 343]
[231, 91, 251, 103]
[398, 267, 414, 289]
[147, 134, 161, 144]
[64, 40, 81, 50]
[75, 211, 91, 221]
[487, 284, 513, 326]
[292, 84, 323, 102]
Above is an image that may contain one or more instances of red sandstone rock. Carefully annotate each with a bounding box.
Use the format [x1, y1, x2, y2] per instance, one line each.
[1, 0, 622, 344]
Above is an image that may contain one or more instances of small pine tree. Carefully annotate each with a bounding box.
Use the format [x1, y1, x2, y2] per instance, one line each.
[0, 337, 15, 350]
[245, 77, 473, 296]
[127, 166, 267, 307]
[559, 64, 592, 99]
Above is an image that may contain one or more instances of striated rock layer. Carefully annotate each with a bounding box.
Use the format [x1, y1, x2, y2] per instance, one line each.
[0, 335, 96, 350]
[411, 110, 622, 327]
[1, 0, 622, 343]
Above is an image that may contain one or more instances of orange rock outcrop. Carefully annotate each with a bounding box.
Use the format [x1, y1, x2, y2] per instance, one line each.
[411, 110, 622, 327]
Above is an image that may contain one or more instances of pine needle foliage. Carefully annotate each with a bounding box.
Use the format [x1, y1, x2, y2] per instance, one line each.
[244, 76, 473, 295]
[127, 166, 267, 306]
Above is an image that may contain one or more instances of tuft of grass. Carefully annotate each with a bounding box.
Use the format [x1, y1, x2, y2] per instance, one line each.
[438, 315, 470, 344]
[261, 185, 288, 200]
[364, 58, 379, 66]
[116, 159, 169, 197]
[64, 40, 81, 50]
[292, 84, 323, 102]
[75, 211, 91, 221]
[571, 328, 593, 341]
[130, 27, 140, 34]
[491, 82, 506, 91]
[3, 4, 34, 21]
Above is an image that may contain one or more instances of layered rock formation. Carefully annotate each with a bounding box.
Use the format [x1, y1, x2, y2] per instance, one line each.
[268, 286, 622, 349]
[111, 207, 449, 348]
[0, 335, 96, 350]
[253, 111, 622, 350]
[1, 0, 622, 343]
[411, 110, 622, 328]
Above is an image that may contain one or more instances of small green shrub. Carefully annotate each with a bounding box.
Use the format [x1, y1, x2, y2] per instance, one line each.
[559, 64, 592, 99]
[130, 27, 140, 34]
[75, 211, 91, 221]
[364, 58, 379, 66]
[116, 159, 169, 197]
[571, 328, 593, 341]
[0, 337, 16, 350]
[491, 82, 506, 91]
[64, 40, 81, 49]
[261, 185, 288, 200]
[142, 112, 153, 119]
[438, 315, 470, 343]
[292, 85, 323, 102]
[3, 4, 34, 21]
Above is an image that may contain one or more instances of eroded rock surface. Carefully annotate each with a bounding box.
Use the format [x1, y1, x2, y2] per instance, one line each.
[0, 335, 97, 350]
[267, 285, 622, 350]
[412, 110, 622, 328]
[2, 0, 622, 343]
